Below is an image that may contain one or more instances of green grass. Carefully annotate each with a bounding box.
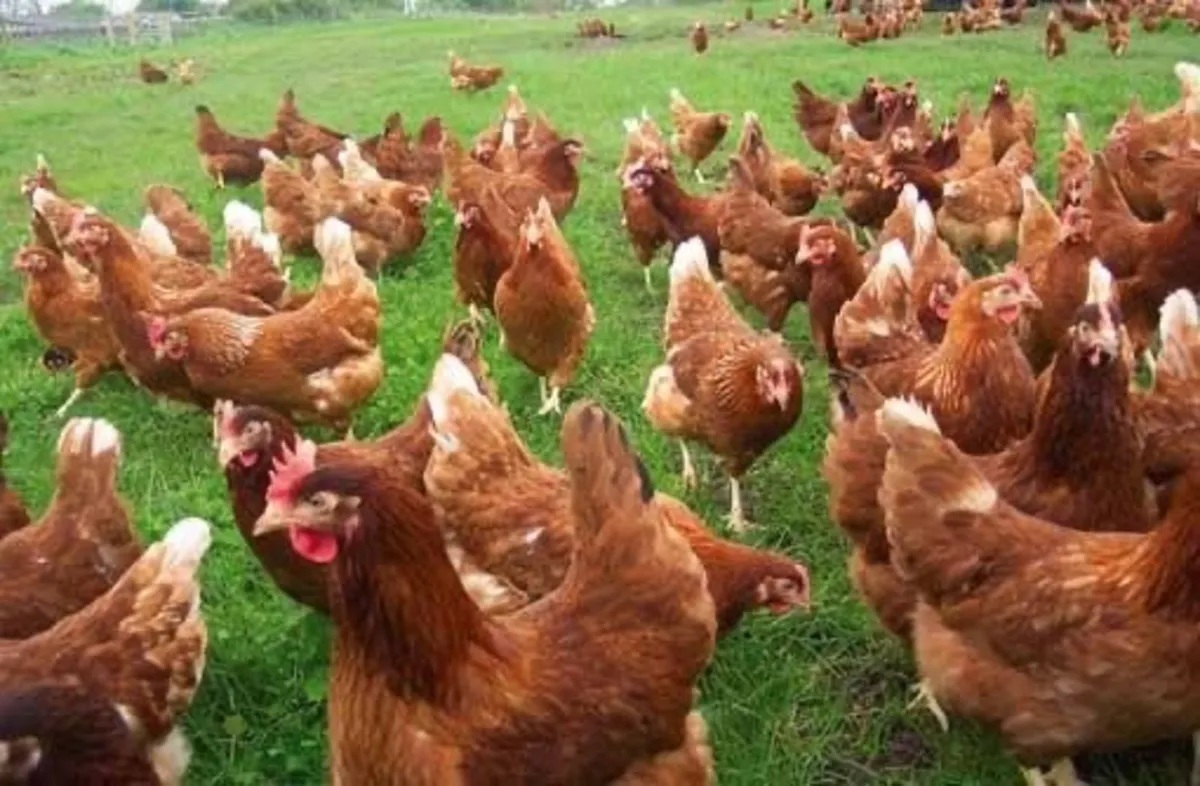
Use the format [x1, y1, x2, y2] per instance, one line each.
[0, 7, 1197, 784]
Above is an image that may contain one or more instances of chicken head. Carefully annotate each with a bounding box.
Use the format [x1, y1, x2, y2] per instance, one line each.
[254, 438, 353, 564]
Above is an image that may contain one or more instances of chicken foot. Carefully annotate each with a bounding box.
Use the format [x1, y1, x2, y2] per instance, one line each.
[55, 387, 85, 419]
[643, 266, 654, 293]
[680, 441, 698, 489]
[908, 680, 949, 732]
[537, 378, 563, 416]
[693, 168, 707, 184]
[1020, 759, 1086, 786]
[468, 303, 488, 328]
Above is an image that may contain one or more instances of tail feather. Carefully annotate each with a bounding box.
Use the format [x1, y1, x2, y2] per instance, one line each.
[877, 239, 914, 284]
[1064, 112, 1082, 138]
[427, 353, 482, 430]
[668, 237, 713, 288]
[912, 201, 936, 252]
[1085, 258, 1113, 305]
[223, 200, 262, 240]
[139, 214, 177, 258]
[313, 217, 357, 283]
[55, 417, 121, 494]
[162, 517, 213, 571]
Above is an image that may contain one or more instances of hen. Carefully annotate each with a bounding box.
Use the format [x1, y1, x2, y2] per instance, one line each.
[735, 111, 826, 216]
[718, 156, 814, 271]
[619, 112, 673, 290]
[142, 185, 212, 266]
[13, 245, 120, 417]
[193, 105, 287, 189]
[138, 59, 168, 84]
[0, 684, 160, 785]
[259, 149, 325, 254]
[0, 517, 210, 786]
[222, 201, 293, 310]
[839, 244, 1040, 454]
[274, 88, 345, 163]
[643, 238, 804, 530]
[876, 396, 1200, 786]
[1055, 112, 1090, 212]
[624, 157, 729, 269]
[0, 418, 141, 640]
[52, 201, 274, 408]
[146, 219, 381, 432]
[669, 88, 731, 181]
[791, 77, 883, 157]
[0, 415, 29, 543]
[424, 353, 811, 632]
[797, 222, 865, 366]
[936, 139, 1035, 255]
[982, 77, 1036, 163]
[691, 21, 709, 52]
[493, 199, 595, 415]
[444, 132, 583, 222]
[448, 51, 504, 92]
[254, 401, 717, 785]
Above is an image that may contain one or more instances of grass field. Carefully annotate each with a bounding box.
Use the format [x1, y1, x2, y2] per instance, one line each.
[1, 6, 1198, 784]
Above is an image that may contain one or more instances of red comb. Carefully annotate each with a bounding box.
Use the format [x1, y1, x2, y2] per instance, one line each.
[266, 438, 317, 503]
[146, 315, 168, 344]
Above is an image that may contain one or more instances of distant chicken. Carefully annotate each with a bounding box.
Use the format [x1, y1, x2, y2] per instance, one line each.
[194, 104, 288, 189]
[936, 139, 1035, 255]
[618, 112, 674, 289]
[669, 88, 731, 181]
[493, 199, 595, 415]
[1105, 7, 1130, 54]
[13, 245, 120, 417]
[643, 238, 804, 530]
[691, 21, 710, 52]
[1046, 11, 1068, 57]
[448, 50, 504, 92]
[1055, 112, 1090, 212]
[145, 218, 382, 432]
[735, 111, 826, 216]
[1058, 0, 1104, 31]
[274, 88, 345, 163]
[138, 59, 167, 84]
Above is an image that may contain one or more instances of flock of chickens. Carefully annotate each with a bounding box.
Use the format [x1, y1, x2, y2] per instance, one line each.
[3, 11, 1200, 784]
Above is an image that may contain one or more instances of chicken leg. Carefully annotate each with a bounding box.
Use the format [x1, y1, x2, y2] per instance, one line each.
[55, 387, 84, 419]
[643, 266, 654, 292]
[216, 171, 225, 190]
[727, 476, 753, 532]
[468, 303, 487, 328]
[538, 383, 562, 416]
[680, 441, 698, 489]
[693, 167, 707, 184]
[908, 680, 949, 732]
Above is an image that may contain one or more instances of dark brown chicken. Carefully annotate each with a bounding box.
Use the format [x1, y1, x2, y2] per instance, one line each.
[0, 414, 29, 543]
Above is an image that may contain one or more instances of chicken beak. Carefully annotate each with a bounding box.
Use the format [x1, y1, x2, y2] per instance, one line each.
[254, 502, 291, 538]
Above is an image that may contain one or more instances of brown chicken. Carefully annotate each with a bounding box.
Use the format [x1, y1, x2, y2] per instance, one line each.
[138, 59, 168, 84]
[1058, 0, 1104, 30]
[142, 185, 212, 265]
[1093, 152, 1200, 351]
[452, 185, 522, 324]
[193, 105, 288, 189]
[797, 223, 865, 366]
[841, 251, 1041, 454]
[1000, 0, 1026, 22]
[0, 517, 209, 786]
[222, 201, 292, 309]
[876, 397, 1200, 786]
[444, 133, 583, 222]
[669, 88, 731, 181]
[735, 111, 826, 216]
[253, 401, 716, 784]
[424, 353, 812, 632]
[48, 199, 275, 408]
[792, 76, 884, 157]
[146, 218, 381, 432]
[1017, 179, 1099, 372]
[619, 113, 674, 290]
[719, 252, 810, 333]
[837, 12, 881, 43]
[259, 149, 325, 254]
[643, 238, 804, 530]
[1135, 290, 1200, 501]
[0, 418, 140, 640]
[936, 139, 1035, 255]
[1105, 7, 1131, 53]
[983, 77, 1036, 162]
[690, 20, 710, 52]
[493, 199, 594, 416]
[909, 199, 971, 343]
[391, 116, 446, 193]
[718, 157, 814, 270]
[1056, 112, 1090, 212]
[624, 160, 729, 270]
[448, 50, 504, 92]
[0, 414, 29, 543]
[275, 88, 345, 162]
[0, 683, 161, 784]
[13, 245, 120, 417]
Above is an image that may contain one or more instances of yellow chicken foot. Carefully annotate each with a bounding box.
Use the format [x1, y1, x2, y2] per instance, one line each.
[680, 441, 698, 489]
[1022, 769, 1050, 786]
[55, 387, 84, 419]
[216, 171, 225, 190]
[537, 384, 562, 416]
[538, 377, 548, 407]
[727, 476, 754, 532]
[908, 680, 949, 732]
[643, 266, 654, 293]
[693, 168, 707, 184]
